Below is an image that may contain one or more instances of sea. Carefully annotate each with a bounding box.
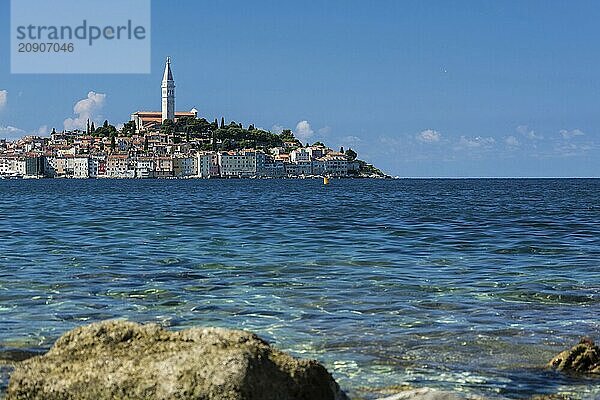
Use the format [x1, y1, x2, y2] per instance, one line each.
[0, 178, 599, 399]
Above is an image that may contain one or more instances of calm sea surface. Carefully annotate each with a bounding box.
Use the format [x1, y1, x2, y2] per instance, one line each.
[0, 179, 599, 398]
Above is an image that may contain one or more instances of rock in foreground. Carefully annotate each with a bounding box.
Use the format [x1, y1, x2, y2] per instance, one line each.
[7, 320, 348, 400]
[547, 338, 600, 374]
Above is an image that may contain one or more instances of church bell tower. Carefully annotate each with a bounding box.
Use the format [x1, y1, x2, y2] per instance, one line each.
[161, 57, 175, 122]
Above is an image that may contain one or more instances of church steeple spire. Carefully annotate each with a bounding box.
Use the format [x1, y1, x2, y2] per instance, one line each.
[161, 57, 175, 122]
[163, 57, 173, 82]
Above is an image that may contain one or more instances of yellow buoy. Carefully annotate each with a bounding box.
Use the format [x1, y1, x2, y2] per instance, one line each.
[323, 176, 330, 185]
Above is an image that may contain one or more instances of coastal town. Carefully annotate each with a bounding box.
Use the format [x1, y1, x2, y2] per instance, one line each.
[0, 58, 385, 180]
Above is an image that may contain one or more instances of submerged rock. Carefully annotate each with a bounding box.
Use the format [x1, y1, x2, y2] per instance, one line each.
[0, 349, 42, 366]
[7, 320, 348, 400]
[547, 338, 600, 374]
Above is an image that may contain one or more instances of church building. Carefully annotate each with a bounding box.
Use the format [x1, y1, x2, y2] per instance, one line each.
[131, 57, 197, 133]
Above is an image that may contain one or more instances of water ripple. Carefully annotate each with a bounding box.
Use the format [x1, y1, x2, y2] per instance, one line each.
[0, 179, 599, 399]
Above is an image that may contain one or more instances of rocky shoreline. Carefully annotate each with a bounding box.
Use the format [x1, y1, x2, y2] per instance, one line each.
[2, 321, 599, 400]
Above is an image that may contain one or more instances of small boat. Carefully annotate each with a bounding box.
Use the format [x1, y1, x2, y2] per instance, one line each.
[323, 176, 330, 185]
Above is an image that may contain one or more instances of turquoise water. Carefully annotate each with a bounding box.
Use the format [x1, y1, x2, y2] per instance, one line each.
[0, 179, 599, 398]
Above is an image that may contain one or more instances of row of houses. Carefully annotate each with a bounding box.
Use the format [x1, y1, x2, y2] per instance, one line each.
[0, 149, 356, 179]
[0, 155, 44, 178]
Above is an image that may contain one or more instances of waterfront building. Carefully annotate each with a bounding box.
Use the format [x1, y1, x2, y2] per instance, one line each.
[264, 156, 285, 177]
[71, 157, 90, 178]
[53, 157, 68, 177]
[24, 156, 44, 177]
[0, 156, 26, 177]
[154, 156, 174, 178]
[348, 160, 360, 174]
[219, 150, 265, 178]
[135, 157, 155, 178]
[307, 146, 326, 160]
[255, 151, 267, 177]
[195, 152, 220, 178]
[173, 155, 195, 177]
[285, 161, 313, 176]
[88, 155, 106, 178]
[106, 154, 133, 178]
[43, 156, 57, 178]
[290, 148, 310, 163]
[320, 153, 349, 177]
[43, 156, 89, 178]
[311, 159, 325, 176]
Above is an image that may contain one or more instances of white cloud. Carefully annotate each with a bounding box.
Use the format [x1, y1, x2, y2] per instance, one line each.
[516, 125, 543, 140]
[458, 135, 496, 149]
[0, 90, 7, 110]
[318, 126, 332, 135]
[417, 129, 441, 143]
[0, 125, 26, 140]
[36, 125, 49, 136]
[271, 124, 284, 134]
[342, 135, 362, 145]
[0, 125, 52, 140]
[379, 136, 403, 147]
[0, 125, 24, 134]
[505, 136, 519, 147]
[559, 129, 585, 139]
[294, 120, 314, 140]
[63, 91, 106, 131]
[553, 141, 592, 157]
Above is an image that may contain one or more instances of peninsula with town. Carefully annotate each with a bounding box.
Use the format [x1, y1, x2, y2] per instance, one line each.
[0, 58, 386, 180]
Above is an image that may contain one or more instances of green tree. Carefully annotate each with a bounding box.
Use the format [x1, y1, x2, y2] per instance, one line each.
[174, 116, 212, 136]
[340, 146, 344, 153]
[345, 148, 357, 161]
[220, 117, 225, 128]
[110, 135, 116, 152]
[90, 122, 95, 132]
[221, 139, 231, 150]
[93, 121, 117, 137]
[280, 129, 295, 141]
[144, 136, 149, 152]
[122, 121, 136, 136]
[161, 119, 175, 135]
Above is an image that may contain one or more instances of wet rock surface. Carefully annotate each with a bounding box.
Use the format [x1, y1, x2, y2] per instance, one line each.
[0, 349, 42, 365]
[548, 338, 600, 374]
[6, 320, 348, 400]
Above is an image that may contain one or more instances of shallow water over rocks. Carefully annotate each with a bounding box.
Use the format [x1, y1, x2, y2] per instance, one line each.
[0, 179, 599, 398]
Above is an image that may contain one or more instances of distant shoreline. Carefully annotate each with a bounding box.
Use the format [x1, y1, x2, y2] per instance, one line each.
[2, 176, 599, 180]
[0, 175, 391, 181]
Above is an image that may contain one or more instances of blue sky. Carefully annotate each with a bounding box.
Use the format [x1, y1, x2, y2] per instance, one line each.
[1, 0, 599, 177]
